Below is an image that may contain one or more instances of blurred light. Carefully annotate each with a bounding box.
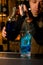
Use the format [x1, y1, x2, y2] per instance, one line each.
[0, 14, 6, 16]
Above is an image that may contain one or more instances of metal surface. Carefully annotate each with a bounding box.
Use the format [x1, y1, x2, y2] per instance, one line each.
[0, 52, 43, 65]
[0, 58, 43, 65]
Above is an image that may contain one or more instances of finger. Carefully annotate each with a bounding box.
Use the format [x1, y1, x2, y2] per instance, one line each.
[3, 26, 6, 30]
[2, 27, 6, 37]
[18, 5, 23, 16]
[23, 5, 28, 12]
[2, 32, 6, 38]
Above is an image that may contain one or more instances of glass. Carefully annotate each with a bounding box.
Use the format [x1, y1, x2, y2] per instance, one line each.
[20, 31, 32, 58]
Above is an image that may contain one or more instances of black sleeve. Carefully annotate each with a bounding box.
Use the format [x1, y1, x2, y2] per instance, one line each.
[16, 15, 26, 32]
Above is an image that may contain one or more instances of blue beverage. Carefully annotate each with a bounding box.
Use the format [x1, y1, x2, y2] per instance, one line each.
[20, 32, 32, 58]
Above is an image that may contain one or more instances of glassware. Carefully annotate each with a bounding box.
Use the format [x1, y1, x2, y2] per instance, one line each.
[20, 31, 32, 58]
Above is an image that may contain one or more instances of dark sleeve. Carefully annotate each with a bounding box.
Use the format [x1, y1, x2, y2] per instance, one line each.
[16, 15, 26, 32]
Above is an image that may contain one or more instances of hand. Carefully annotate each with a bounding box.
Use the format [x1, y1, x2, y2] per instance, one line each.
[19, 4, 28, 16]
[2, 26, 7, 38]
[23, 4, 28, 12]
[19, 4, 33, 23]
[19, 5, 24, 16]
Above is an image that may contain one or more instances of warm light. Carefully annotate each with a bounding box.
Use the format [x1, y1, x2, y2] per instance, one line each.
[0, 14, 6, 16]
[8, 18, 11, 21]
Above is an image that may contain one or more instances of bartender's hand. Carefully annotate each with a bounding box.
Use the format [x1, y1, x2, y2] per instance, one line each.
[18, 4, 28, 16]
[19, 4, 32, 23]
[2, 26, 7, 38]
[18, 5, 24, 16]
[23, 4, 28, 12]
